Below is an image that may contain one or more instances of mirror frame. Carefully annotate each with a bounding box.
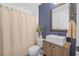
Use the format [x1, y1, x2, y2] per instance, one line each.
[50, 3, 70, 32]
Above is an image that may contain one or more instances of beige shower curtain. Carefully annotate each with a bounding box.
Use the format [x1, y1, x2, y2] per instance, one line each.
[26, 14, 37, 47]
[0, 6, 37, 56]
[19, 12, 28, 55]
[11, 10, 22, 56]
[0, 6, 3, 56]
[1, 7, 12, 56]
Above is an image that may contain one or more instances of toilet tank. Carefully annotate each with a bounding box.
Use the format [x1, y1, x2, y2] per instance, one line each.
[37, 38, 44, 48]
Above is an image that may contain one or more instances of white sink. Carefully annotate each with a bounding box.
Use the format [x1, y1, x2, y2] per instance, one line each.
[46, 35, 66, 46]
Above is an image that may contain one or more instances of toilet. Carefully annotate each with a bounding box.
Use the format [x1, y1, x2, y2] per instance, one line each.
[28, 38, 44, 56]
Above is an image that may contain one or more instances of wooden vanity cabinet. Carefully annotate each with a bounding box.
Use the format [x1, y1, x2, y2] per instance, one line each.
[43, 40, 70, 56]
[43, 40, 50, 56]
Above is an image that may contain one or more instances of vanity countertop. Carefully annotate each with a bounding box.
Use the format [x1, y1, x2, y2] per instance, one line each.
[46, 35, 66, 46]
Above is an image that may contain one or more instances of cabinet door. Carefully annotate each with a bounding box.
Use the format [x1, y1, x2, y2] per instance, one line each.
[50, 44, 62, 56]
[43, 41, 50, 56]
[52, 44, 69, 56]
[54, 45, 69, 56]
[62, 48, 69, 56]
[50, 44, 55, 56]
[55, 45, 62, 56]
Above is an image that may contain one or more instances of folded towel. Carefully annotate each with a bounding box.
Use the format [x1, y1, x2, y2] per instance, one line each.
[67, 20, 76, 39]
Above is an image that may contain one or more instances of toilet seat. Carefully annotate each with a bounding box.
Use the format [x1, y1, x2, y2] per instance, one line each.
[28, 45, 40, 56]
[29, 45, 40, 51]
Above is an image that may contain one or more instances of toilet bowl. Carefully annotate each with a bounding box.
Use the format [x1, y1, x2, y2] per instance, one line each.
[28, 38, 44, 56]
[28, 45, 40, 56]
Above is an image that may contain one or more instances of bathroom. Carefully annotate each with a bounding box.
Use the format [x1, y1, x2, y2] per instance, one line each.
[0, 3, 79, 56]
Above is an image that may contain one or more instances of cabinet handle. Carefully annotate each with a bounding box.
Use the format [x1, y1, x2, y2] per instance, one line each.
[54, 45, 55, 48]
[50, 44, 51, 46]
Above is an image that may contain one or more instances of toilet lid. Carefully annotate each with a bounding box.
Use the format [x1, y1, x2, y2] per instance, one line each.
[29, 45, 40, 52]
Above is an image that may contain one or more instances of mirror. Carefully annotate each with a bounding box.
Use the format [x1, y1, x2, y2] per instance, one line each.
[51, 4, 70, 31]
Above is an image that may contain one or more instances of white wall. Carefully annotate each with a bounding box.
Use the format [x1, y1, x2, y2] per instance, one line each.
[76, 4, 79, 46]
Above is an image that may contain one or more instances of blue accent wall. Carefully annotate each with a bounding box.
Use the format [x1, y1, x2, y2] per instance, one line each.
[39, 3, 67, 38]
[39, 3, 76, 56]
